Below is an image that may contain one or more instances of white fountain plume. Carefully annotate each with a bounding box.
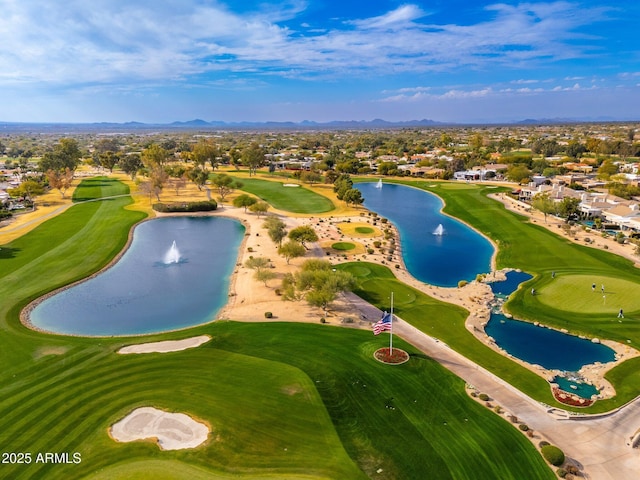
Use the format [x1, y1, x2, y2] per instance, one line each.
[375, 178, 383, 189]
[433, 224, 444, 236]
[164, 240, 180, 264]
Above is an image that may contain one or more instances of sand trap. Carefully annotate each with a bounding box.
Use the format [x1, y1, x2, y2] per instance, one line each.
[117, 335, 210, 354]
[283, 183, 300, 187]
[110, 407, 209, 450]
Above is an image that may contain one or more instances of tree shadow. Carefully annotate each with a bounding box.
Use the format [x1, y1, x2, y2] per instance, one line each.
[0, 247, 20, 259]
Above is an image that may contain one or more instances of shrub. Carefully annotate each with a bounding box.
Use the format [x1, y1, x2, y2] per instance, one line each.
[556, 468, 567, 478]
[538, 441, 550, 448]
[152, 200, 217, 212]
[518, 424, 529, 431]
[395, 264, 400, 269]
[478, 393, 489, 401]
[367, 248, 374, 254]
[274, 288, 282, 296]
[493, 405, 502, 414]
[541, 445, 565, 466]
[264, 312, 273, 319]
[458, 280, 468, 288]
[373, 241, 382, 248]
[320, 317, 326, 324]
[566, 465, 579, 475]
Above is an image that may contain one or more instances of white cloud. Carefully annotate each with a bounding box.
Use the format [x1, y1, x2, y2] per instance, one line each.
[0, 0, 617, 88]
[348, 4, 428, 30]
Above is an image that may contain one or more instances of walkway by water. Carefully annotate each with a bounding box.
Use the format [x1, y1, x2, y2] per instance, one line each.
[345, 292, 640, 480]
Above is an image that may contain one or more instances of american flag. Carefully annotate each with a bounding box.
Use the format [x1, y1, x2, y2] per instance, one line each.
[373, 312, 392, 335]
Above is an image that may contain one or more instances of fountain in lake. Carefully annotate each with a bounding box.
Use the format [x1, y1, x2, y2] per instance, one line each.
[164, 240, 180, 264]
[375, 179, 382, 189]
[433, 224, 444, 236]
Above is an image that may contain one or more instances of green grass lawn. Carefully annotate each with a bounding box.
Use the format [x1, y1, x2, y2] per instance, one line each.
[331, 242, 356, 250]
[338, 262, 557, 408]
[355, 226, 374, 234]
[0, 177, 555, 479]
[233, 177, 335, 213]
[537, 275, 640, 314]
[354, 178, 640, 412]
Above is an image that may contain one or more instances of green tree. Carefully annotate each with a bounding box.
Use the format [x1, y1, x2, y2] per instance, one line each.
[377, 162, 398, 176]
[40, 138, 82, 173]
[300, 171, 322, 184]
[97, 151, 120, 173]
[141, 144, 169, 169]
[242, 143, 265, 176]
[187, 167, 209, 191]
[249, 201, 269, 217]
[506, 164, 531, 184]
[333, 174, 353, 200]
[597, 159, 618, 180]
[233, 194, 257, 212]
[278, 240, 306, 264]
[211, 174, 242, 201]
[531, 192, 555, 223]
[8, 179, 44, 200]
[119, 154, 143, 180]
[263, 216, 287, 246]
[288, 225, 319, 249]
[555, 197, 581, 220]
[254, 269, 277, 287]
[244, 256, 270, 271]
[342, 188, 364, 207]
[191, 140, 220, 171]
[281, 259, 357, 313]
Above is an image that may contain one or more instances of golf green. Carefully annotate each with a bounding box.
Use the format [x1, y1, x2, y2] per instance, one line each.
[537, 275, 640, 314]
[235, 177, 334, 213]
[332, 242, 356, 250]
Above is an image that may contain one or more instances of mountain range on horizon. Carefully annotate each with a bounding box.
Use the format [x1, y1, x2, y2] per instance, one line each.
[0, 116, 637, 133]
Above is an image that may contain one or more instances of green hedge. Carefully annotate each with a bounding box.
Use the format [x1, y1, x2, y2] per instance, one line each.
[541, 445, 565, 466]
[153, 200, 217, 212]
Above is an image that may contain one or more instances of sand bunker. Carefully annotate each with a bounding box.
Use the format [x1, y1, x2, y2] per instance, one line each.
[110, 407, 209, 450]
[117, 335, 210, 354]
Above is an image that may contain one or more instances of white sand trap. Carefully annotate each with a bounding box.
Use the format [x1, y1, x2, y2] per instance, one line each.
[283, 183, 300, 187]
[110, 407, 209, 450]
[117, 335, 210, 354]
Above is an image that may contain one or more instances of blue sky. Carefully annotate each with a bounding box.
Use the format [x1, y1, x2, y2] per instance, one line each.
[0, 0, 638, 123]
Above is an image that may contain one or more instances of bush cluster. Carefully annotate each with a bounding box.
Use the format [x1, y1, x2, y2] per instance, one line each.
[541, 445, 565, 466]
[153, 200, 218, 212]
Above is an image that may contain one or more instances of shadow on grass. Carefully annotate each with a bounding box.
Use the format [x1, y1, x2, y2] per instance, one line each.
[0, 247, 20, 259]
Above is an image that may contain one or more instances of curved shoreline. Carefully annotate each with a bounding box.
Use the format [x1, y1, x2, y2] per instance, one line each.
[15, 179, 640, 404]
[20, 209, 247, 338]
[357, 180, 499, 275]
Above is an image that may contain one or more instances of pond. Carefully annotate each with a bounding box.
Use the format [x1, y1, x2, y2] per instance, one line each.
[356, 182, 494, 287]
[485, 271, 616, 372]
[28, 216, 244, 336]
[485, 313, 615, 371]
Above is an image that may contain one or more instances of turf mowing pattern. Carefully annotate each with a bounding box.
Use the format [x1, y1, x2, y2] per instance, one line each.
[0, 177, 555, 479]
[234, 177, 335, 213]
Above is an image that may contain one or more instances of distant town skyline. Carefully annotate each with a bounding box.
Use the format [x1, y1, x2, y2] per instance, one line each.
[1, 0, 638, 124]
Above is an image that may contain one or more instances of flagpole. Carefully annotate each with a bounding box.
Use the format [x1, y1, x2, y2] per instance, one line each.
[389, 292, 394, 354]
